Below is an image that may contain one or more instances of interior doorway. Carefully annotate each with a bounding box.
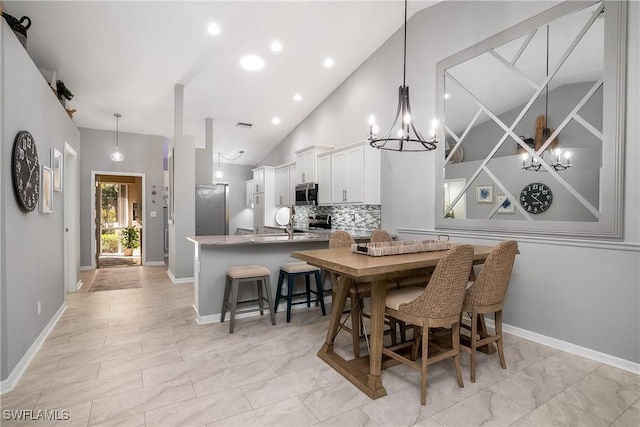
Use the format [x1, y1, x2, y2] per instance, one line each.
[93, 173, 145, 268]
[64, 143, 79, 291]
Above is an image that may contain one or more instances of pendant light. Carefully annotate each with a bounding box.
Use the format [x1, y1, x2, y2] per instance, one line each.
[214, 150, 245, 180]
[521, 25, 572, 172]
[214, 153, 224, 179]
[110, 113, 124, 162]
[367, 0, 438, 152]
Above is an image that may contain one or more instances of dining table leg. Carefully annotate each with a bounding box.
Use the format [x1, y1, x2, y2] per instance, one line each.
[320, 275, 351, 352]
[367, 280, 388, 393]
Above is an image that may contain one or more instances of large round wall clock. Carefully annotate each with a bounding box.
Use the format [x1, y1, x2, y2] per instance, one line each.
[11, 130, 40, 212]
[520, 183, 552, 214]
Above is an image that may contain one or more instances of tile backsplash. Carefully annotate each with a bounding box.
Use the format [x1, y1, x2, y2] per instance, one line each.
[293, 205, 381, 230]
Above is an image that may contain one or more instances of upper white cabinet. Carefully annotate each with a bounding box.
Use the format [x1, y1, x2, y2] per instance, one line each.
[245, 180, 254, 208]
[317, 142, 380, 205]
[295, 145, 332, 184]
[274, 162, 296, 206]
[253, 168, 265, 193]
[317, 154, 332, 205]
[331, 146, 364, 203]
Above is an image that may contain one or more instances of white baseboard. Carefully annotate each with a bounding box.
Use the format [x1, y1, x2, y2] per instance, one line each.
[167, 269, 193, 284]
[481, 317, 639, 375]
[0, 303, 67, 395]
[145, 261, 166, 266]
[194, 297, 331, 325]
[80, 265, 93, 271]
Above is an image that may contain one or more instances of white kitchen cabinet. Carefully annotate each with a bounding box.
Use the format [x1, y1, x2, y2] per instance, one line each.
[295, 145, 333, 184]
[245, 180, 254, 208]
[251, 166, 277, 233]
[274, 162, 295, 206]
[317, 154, 332, 205]
[253, 193, 264, 234]
[317, 142, 380, 205]
[253, 168, 265, 193]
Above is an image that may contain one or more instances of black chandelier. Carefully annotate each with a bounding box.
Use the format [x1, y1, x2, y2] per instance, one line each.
[367, 0, 438, 152]
[521, 25, 572, 172]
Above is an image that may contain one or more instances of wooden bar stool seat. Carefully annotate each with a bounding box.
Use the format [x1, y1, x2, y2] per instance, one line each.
[221, 265, 275, 333]
[274, 262, 326, 323]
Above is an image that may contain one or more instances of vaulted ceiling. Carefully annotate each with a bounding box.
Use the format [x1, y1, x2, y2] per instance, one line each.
[6, 1, 439, 165]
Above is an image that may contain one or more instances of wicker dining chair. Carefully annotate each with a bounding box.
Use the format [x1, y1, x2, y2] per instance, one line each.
[460, 240, 518, 383]
[370, 229, 392, 243]
[328, 231, 362, 355]
[383, 244, 474, 405]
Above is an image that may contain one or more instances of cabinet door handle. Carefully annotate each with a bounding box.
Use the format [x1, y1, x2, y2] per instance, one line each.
[302, 172, 305, 183]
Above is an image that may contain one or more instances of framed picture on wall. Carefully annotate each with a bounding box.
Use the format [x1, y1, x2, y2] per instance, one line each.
[497, 194, 515, 214]
[476, 185, 493, 203]
[51, 148, 63, 192]
[40, 165, 53, 213]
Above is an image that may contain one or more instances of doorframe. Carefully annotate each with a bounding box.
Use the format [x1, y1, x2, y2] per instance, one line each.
[90, 171, 146, 269]
[63, 143, 80, 292]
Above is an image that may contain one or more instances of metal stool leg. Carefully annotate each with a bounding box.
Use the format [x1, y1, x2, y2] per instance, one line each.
[263, 275, 276, 326]
[257, 279, 265, 315]
[274, 270, 285, 313]
[229, 278, 239, 333]
[221, 275, 231, 323]
[314, 270, 326, 316]
[305, 274, 311, 307]
[286, 273, 294, 323]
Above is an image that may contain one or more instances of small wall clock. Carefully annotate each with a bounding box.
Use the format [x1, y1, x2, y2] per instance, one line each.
[520, 183, 552, 214]
[11, 130, 40, 212]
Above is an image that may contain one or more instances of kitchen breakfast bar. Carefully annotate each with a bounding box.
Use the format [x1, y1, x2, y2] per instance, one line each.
[187, 233, 331, 324]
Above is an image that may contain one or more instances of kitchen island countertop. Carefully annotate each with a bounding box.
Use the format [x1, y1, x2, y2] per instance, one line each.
[187, 232, 329, 246]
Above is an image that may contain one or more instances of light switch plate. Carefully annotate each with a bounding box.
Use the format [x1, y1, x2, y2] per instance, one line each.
[150, 211, 157, 217]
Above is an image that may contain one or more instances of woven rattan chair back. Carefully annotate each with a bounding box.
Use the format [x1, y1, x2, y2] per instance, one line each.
[370, 229, 392, 243]
[399, 244, 474, 318]
[464, 240, 518, 307]
[329, 230, 355, 249]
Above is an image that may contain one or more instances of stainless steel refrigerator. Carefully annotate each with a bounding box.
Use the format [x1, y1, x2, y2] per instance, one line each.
[195, 184, 229, 236]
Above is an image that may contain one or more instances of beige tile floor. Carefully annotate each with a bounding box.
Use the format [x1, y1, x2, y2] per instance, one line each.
[1, 265, 638, 426]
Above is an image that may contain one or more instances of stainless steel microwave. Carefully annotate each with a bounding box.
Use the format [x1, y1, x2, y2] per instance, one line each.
[295, 183, 318, 206]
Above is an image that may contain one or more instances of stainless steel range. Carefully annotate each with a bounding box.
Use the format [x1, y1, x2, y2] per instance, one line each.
[307, 214, 332, 230]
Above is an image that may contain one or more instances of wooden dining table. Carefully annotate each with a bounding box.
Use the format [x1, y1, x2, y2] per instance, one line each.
[291, 244, 495, 399]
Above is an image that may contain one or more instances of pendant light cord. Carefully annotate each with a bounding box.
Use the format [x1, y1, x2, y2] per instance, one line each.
[116, 116, 119, 149]
[403, 0, 407, 87]
[545, 25, 549, 130]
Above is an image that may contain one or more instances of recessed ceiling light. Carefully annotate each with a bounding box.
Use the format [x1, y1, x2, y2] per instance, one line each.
[272, 117, 281, 125]
[270, 41, 282, 52]
[444, 93, 450, 99]
[240, 55, 264, 71]
[323, 58, 334, 68]
[207, 22, 220, 35]
[293, 94, 302, 102]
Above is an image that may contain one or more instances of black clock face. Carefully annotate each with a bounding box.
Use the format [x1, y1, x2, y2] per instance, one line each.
[11, 131, 40, 212]
[520, 183, 552, 214]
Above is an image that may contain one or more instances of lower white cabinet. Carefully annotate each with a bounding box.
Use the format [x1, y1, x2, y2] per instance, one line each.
[253, 192, 265, 234]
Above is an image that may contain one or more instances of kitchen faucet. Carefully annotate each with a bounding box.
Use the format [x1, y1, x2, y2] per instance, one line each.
[286, 204, 296, 238]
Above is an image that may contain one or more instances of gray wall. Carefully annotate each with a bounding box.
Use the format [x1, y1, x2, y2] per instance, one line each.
[78, 128, 166, 266]
[1, 22, 81, 381]
[259, 1, 639, 363]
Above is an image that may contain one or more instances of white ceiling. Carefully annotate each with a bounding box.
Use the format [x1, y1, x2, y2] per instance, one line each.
[5, 0, 439, 165]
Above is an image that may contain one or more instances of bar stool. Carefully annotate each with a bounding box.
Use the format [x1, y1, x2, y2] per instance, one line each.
[274, 262, 326, 323]
[221, 265, 276, 333]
